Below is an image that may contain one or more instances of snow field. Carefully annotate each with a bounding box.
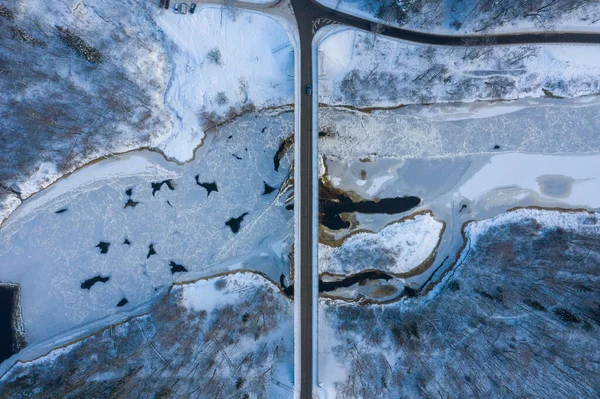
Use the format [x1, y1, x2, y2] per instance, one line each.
[154, 7, 294, 161]
[319, 213, 444, 276]
[318, 28, 600, 108]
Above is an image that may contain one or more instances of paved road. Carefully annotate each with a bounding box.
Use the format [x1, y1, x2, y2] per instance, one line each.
[289, 1, 600, 398]
[289, 1, 315, 398]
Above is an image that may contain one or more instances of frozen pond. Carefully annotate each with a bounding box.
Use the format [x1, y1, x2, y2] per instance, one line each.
[0, 111, 294, 343]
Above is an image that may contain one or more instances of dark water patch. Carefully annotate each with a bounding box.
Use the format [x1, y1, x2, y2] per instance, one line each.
[403, 286, 419, 297]
[274, 135, 293, 172]
[420, 256, 449, 291]
[319, 270, 393, 292]
[123, 239, 131, 245]
[81, 275, 110, 290]
[116, 298, 128, 307]
[263, 182, 276, 195]
[321, 214, 349, 230]
[0, 286, 21, 363]
[319, 180, 420, 231]
[124, 199, 138, 208]
[195, 175, 218, 196]
[261, 126, 267, 133]
[285, 203, 294, 211]
[147, 244, 156, 259]
[283, 270, 394, 296]
[55, 208, 68, 214]
[228, 135, 233, 140]
[151, 179, 175, 196]
[169, 261, 188, 274]
[232, 154, 242, 160]
[225, 212, 248, 233]
[95, 242, 110, 254]
[125, 188, 133, 196]
[493, 144, 501, 150]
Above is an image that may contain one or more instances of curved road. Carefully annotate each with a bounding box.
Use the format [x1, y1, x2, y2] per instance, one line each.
[290, 1, 600, 398]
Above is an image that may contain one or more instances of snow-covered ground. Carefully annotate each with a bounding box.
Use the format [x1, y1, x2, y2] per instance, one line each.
[154, 6, 294, 160]
[463, 207, 600, 250]
[318, 28, 600, 107]
[0, 111, 293, 344]
[319, 212, 443, 276]
[317, 0, 600, 34]
[0, 271, 294, 397]
[0, 1, 294, 225]
[318, 208, 600, 398]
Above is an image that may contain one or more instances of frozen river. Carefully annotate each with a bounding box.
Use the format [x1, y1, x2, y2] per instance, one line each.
[0, 111, 294, 344]
[318, 96, 600, 292]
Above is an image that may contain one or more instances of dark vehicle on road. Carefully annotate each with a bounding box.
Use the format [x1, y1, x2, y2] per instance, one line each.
[190, 3, 196, 13]
[159, 0, 165, 8]
[165, 0, 170, 9]
[305, 84, 312, 95]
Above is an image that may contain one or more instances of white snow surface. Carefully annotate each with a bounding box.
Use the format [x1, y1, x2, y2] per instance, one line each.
[459, 153, 600, 208]
[319, 213, 443, 275]
[0, 112, 294, 343]
[180, 271, 281, 312]
[318, 28, 600, 108]
[154, 7, 294, 161]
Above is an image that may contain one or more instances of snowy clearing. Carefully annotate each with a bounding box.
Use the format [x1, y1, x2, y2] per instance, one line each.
[459, 153, 600, 208]
[0, 272, 294, 398]
[0, 112, 293, 344]
[318, 28, 600, 108]
[319, 212, 443, 276]
[154, 6, 294, 161]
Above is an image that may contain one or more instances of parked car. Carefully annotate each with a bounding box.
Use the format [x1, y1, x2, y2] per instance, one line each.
[165, 0, 170, 9]
[159, 0, 165, 8]
[189, 3, 196, 13]
[180, 2, 187, 14]
[305, 84, 312, 95]
[173, 3, 179, 12]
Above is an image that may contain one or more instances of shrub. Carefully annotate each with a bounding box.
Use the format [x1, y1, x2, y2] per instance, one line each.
[206, 48, 222, 65]
[0, 5, 14, 20]
[56, 26, 102, 63]
[215, 92, 228, 106]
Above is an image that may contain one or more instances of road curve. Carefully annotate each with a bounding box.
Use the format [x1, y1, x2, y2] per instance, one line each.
[290, 1, 600, 398]
[307, 0, 600, 45]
